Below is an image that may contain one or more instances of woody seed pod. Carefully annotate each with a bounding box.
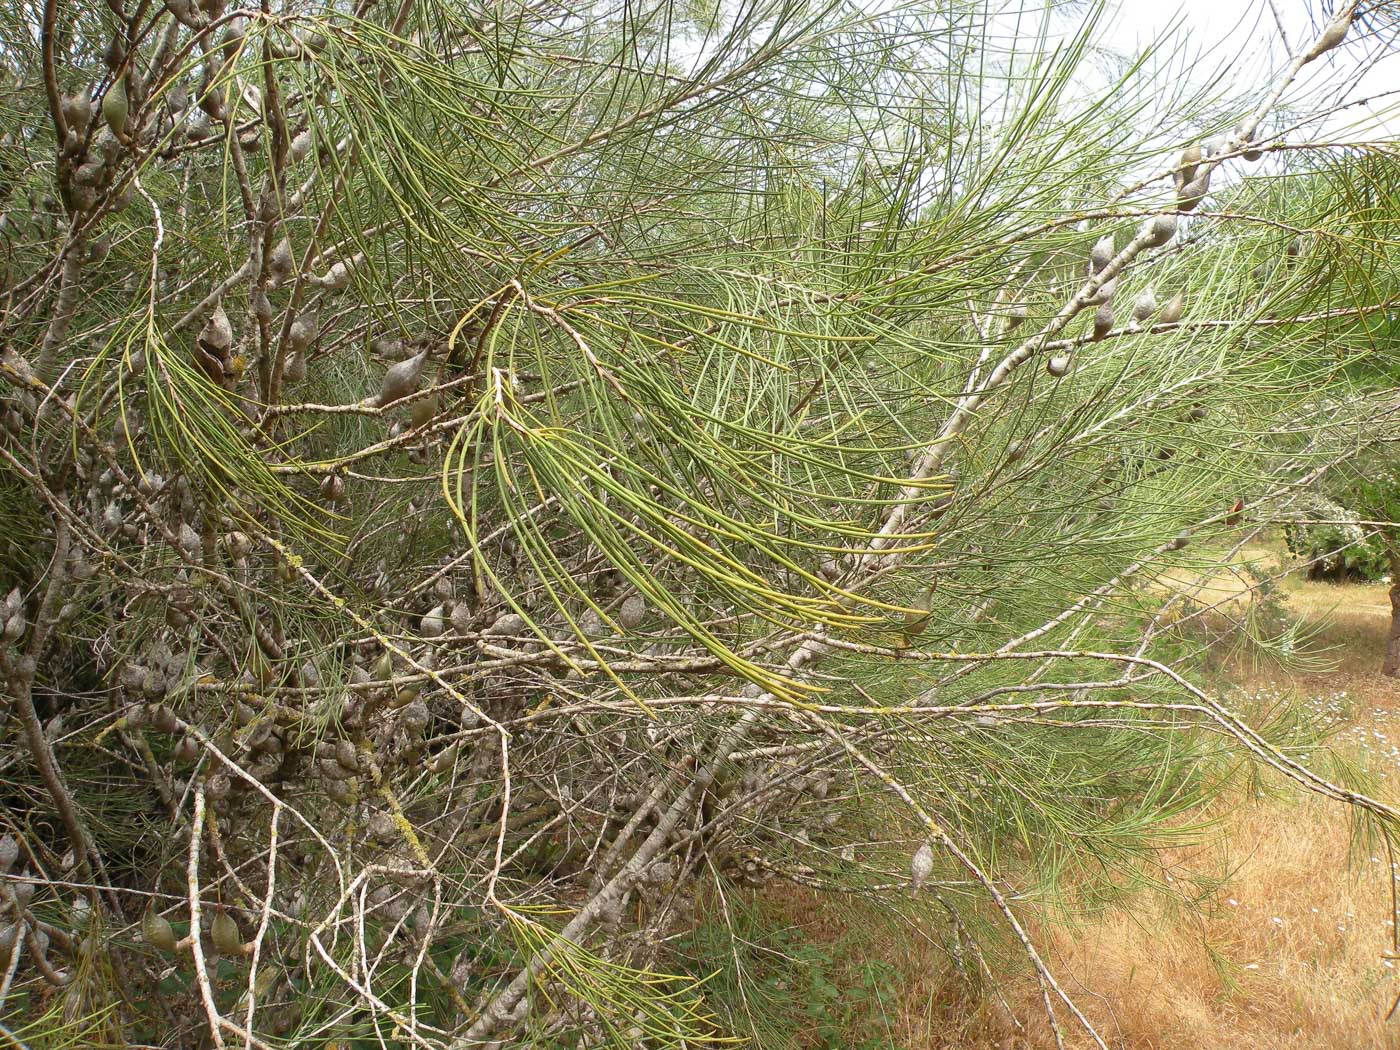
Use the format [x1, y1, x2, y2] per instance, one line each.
[1169, 529, 1191, 550]
[1089, 276, 1116, 306]
[119, 664, 147, 695]
[268, 237, 293, 283]
[218, 18, 246, 62]
[185, 108, 211, 141]
[451, 602, 473, 635]
[1006, 303, 1028, 330]
[1159, 291, 1184, 325]
[143, 670, 166, 699]
[206, 772, 231, 801]
[199, 302, 233, 357]
[400, 699, 429, 735]
[374, 335, 407, 360]
[1131, 287, 1157, 323]
[0, 835, 17, 873]
[902, 586, 933, 638]
[326, 778, 352, 804]
[420, 604, 446, 638]
[1175, 143, 1201, 189]
[69, 183, 98, 213]
[152, 705, 180, 734]
[1092, 302, 1113, 341]
[251, 289, 273, 325]
[3, 610, 24, 642]
[61, 92, 93, 133]
[1177, 174, 1209, 212]
[318, 474, 344, 503]
[618, 593, 646, 629]
[224, 531, 251, 558]
[1089, 234, 1114, 272]
[1304, 10, 1352, 62]
[289, 129, 312, 164]
[1141, 213, 1177, 248]
[485, 612, 526, 637]
[377, 349, 428, 407]
[210, 909, 241, 955]
[288, 311, 316, 352]
[579, 609, 608, 640]
[335, 739, 358, 771]
[427, 743, 458, 773]
[409, 391, 438, 429]
[177, 522, 202, 560]
[373, 651, 393, 681]
[174, 735, 199, 764]
[1046, 355, 1071, 378]
[910, 841, 934, 894]
[268, 1006, 297, 1036]
[368, 813, 398, 845]
[102, 79, 129, 137]
[142, 907, 177, 951]
[299, 658, 319, 687]
[320, 258, 355, 291]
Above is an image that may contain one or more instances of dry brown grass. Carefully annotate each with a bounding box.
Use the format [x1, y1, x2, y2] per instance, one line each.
[980, 553, 1400, 1050]
[1002, 795, 1400, 1049]
[756, 545, 1400, 1049]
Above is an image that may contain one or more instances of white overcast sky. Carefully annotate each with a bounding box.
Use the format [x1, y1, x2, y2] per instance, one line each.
[1098, 0, 1399, 139]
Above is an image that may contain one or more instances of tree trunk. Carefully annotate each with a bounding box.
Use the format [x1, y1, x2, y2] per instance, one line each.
[1385, 549, 1400, 678]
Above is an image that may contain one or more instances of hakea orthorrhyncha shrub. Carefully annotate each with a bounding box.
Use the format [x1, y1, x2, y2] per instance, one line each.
[0, 0, 1396, 1046]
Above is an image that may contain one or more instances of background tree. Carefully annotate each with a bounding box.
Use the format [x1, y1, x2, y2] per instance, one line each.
[1285, 434, 1400, 674]
[0, 0, 1398, 1047]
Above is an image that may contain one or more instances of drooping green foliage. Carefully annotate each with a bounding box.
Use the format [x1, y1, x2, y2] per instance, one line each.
[0, 0, 1397, 1046]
